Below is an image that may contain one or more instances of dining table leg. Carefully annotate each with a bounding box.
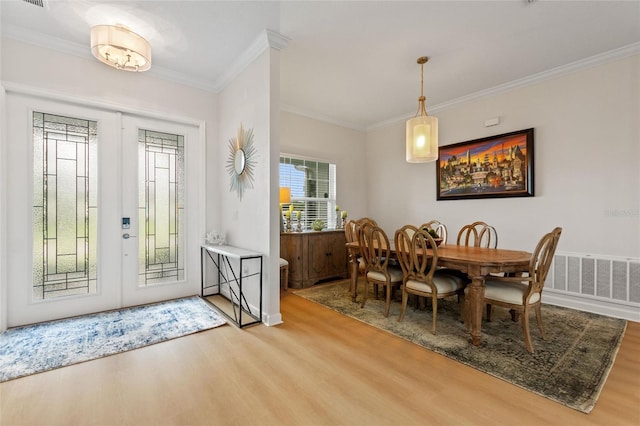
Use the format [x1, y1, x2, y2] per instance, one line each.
[467, 275, 485, 346]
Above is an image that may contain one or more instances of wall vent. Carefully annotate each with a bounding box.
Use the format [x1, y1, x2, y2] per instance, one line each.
[22, 0, 45, 7]
[549, 251, 640, 317]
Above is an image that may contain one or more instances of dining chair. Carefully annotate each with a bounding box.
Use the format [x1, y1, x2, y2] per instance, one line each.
[395, 225, 467, 334]
[420, 220, 448, 244]
[466, 227, 563, 353]
[358, 223, 403, 317]
[456, 221, 498, 248]
[345, 218, 380, 295]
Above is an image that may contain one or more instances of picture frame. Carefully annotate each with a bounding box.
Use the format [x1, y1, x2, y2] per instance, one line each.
[436, 128, 534, 201]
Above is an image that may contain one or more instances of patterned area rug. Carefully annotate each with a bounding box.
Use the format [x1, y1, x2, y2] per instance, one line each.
[0, 296, 226, 382]
[294, 280, 626, 414]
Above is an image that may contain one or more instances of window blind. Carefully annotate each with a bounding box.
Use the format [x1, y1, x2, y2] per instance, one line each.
[279, 155, 337, 230]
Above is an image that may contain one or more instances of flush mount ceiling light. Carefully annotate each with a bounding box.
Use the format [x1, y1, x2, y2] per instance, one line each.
[406, 56, 438, 163]
[90, 25, 151, 72]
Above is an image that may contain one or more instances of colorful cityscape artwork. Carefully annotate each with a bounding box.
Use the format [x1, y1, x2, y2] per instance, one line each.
[436, 128, 534, 200]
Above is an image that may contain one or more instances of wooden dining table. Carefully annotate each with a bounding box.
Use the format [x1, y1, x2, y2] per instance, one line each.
[346, 241, 532, 347]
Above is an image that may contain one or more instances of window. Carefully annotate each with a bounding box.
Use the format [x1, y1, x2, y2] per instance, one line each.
[279, 155, 337, 230]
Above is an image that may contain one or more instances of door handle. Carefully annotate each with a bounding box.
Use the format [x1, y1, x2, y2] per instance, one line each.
[122, 233, 137, 239]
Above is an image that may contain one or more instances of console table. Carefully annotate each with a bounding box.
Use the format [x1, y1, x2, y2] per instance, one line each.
[201, 244, 263, 328]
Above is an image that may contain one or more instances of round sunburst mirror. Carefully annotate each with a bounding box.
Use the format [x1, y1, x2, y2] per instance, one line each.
[226, 124, 257, 200]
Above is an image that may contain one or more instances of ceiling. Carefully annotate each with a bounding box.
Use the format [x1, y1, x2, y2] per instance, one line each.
[2, 1, 639, 130]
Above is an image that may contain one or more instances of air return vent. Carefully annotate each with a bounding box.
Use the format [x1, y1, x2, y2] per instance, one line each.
[551, 252, 640, 303]
[23, 0, 45, 7]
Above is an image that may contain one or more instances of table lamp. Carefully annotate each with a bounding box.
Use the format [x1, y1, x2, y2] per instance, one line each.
[279, 187, 291, 232]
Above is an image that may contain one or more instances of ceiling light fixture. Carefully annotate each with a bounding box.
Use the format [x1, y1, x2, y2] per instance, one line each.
[90, 25, 151, 72]
[406, 56, 438, 163]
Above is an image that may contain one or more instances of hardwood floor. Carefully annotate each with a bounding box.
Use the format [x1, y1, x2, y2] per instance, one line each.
[1, 287, 639, 425]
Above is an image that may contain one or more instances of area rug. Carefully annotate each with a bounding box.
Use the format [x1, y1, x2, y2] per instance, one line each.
[294, 280, 626, 414]
[0, 296, 226, 382]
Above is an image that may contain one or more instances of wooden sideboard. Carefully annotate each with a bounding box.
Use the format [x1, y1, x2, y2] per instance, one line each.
[280, 229, 348, 288]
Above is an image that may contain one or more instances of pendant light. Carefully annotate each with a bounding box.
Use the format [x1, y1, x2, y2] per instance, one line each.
[406, 56, 438, 163]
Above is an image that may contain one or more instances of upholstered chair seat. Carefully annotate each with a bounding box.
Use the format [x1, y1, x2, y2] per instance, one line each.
[481, 279, 541, 305]
[367, 267, 403, 284]
[407, 272, 465, 295]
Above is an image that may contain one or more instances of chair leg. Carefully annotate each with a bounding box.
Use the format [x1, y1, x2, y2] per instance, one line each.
[486, 304, 493, 322]
[509, 309, 518, 322]
[522, 310, 534, 353]
[535, 304, 546, 340]
[430, 296, 438, 335]
[282, 266, 288, 291]
[384, 284, 392, 317]
[361, 280, 369, 309]
[398, 288, 408, 321]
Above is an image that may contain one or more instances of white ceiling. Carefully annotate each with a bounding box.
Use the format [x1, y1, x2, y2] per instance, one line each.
[2, 0, 639, 130]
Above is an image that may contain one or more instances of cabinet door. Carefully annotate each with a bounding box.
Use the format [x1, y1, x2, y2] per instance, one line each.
[280, 234, 304, 284]
[328, 232, 347, 276]
[307, 233, 331, 280]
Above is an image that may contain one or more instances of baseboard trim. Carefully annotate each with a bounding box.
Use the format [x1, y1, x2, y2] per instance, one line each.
[543, 289, 640, 322]
[263, 312, 283, 326]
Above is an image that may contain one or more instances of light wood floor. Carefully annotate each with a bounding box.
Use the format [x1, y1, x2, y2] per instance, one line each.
[1, 287, 639, 426]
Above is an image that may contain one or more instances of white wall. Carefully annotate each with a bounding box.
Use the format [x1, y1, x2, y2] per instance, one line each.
[0, 39, 216, 126]
[280, 111, 368, 220]
[366, 54, 639, 259]
[216, 48, 281, 325]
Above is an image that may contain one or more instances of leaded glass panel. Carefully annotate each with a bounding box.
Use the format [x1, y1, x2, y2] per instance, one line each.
[32, 112, 97, 300]
[138, 129, 184, 285]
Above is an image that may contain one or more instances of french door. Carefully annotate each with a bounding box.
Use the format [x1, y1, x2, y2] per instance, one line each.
[5, 93, 202, 326]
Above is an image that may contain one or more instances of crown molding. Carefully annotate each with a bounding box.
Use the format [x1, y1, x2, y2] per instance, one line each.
[281, 104, 366, 132]
[2, 23, 88, 58]
[366, 41, 640, 132]
[1, 24, 290, 94]
[213, 29, 290, 92]
[3, 21, 636, 129]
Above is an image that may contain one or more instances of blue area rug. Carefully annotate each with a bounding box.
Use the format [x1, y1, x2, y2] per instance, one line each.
[0, 296, 226, 382]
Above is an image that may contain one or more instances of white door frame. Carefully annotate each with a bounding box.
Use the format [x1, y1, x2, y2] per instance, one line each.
[1, 87, 205, 327]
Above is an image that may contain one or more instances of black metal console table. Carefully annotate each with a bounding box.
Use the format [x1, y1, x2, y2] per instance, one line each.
[201, 244, 263, 328]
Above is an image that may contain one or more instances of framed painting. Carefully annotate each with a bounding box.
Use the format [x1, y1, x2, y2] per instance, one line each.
[436, 128, 534, 201]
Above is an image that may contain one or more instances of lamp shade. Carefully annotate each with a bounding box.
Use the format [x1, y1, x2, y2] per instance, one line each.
[90, 25, 151, 72]
[406, 115, 438, 163]
[279, 187, 291, 204]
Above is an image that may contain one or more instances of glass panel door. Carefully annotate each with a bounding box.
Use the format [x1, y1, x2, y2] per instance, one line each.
[5, 94, 203, 326]
[6, 94, 121, 326]
[121, 116, 201, 307]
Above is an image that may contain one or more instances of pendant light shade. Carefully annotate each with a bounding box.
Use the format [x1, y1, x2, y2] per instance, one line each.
[406, 56, 438, 163]
[90, 25, 151, 72]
